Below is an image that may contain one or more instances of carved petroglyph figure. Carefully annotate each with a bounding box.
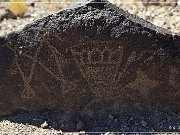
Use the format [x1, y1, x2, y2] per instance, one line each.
[6, 30, 48, 99]
[71, 43, 124, 103]
[127, 70, 159, 98]
[5, 30, 66, 99]
[0, 0, 179, 116]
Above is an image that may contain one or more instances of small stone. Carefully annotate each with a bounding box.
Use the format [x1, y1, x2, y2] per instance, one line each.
[178, 0, 180, 5]
[104, 132, 110, 135]
[79, 131, 86, 135]
[41, 121, 48, 129]
[58, 130, 63, 134]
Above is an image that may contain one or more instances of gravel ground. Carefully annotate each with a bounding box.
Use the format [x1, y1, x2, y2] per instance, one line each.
[0, 1, 63, 36]
[110, 0, 180, 35]
[0, 0, 180, 134]
[0, 110, 180, 133]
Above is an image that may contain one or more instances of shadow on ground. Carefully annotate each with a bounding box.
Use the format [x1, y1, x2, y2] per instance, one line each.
[0, 110, 180, 132]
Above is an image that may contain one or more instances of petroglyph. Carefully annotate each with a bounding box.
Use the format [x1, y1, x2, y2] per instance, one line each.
[71, 44, 124, 66]
[14, 31, 48, 99]
[116, 50, 137, 79]
[0, 0, 179, 117]
[5, 30, 67, 99]
[127, 70, 159, 98]
[71, 43, 124, 102]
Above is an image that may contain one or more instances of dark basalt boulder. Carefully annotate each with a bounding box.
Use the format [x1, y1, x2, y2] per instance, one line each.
[0, 0, 179, 117]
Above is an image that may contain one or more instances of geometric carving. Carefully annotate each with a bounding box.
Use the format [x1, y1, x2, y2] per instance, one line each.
[71, 43, 124, 102]
[127, 70, 159, 98]
[0, 0, 179, 118]
[71, 45, 123, 65]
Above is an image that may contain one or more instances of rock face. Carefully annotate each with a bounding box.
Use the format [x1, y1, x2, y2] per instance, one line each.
[0, 0, 179, 116]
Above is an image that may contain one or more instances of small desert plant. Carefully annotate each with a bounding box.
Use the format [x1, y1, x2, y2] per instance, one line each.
[8, 0, 28, 17]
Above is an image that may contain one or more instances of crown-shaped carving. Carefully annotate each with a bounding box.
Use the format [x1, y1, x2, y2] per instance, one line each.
[71, 46, 123, 66]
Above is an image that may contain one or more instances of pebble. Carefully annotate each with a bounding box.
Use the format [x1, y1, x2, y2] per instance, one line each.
[41, 121, 48, 129]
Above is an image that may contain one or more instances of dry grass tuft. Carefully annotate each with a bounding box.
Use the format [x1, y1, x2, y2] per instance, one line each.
[8, 0, 28, 17]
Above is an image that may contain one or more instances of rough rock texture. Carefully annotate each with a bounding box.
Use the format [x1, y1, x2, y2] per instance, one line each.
[0, 0, 179, 117]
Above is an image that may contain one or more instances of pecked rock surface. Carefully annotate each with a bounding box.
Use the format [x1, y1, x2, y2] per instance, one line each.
[0, 0, 179, 117]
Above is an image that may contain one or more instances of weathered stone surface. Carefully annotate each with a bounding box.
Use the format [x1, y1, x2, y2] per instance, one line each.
[0, 0, 179, 116]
